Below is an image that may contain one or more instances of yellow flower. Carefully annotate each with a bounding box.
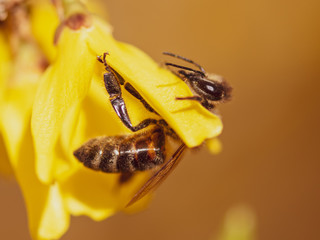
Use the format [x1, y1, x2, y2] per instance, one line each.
[0, 0, 224, 239]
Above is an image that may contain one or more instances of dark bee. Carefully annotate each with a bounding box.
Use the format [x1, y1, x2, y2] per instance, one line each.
[163, 52, 232, 110]
[74, 52, 231, 206]
[97, 52, 159, 132]
[73, 125, 166, 173]
[73, 124, 186, 207]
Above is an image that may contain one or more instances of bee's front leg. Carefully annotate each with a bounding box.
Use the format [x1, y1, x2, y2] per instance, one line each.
[104, 72, 158, 132]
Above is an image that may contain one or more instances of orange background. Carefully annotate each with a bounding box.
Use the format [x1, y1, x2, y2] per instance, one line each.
[1, 0, 320, 239]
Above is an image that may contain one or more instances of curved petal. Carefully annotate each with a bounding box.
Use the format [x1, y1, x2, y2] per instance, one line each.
[0, 84, 37, 167]
[31, 27, 96, 184]
[16, 130, 69, 240]
[59, 167, 118, 221]
[30, 0, 59, 62]
[0, 30, 13, 176]
[0, 30, 11, 100]
[0, 87, 69, 240]
[60, 166, 150, 221]
[37, 183, 69, 240]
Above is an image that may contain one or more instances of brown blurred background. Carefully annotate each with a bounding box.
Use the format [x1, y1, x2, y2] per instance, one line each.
[1, 0, 320, 239]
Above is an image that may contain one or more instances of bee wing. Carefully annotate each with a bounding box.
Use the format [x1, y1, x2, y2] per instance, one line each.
[126, 144, 186, 207]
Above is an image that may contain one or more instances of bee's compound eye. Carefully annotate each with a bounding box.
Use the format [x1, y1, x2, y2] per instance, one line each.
[198, 81, 224, 101]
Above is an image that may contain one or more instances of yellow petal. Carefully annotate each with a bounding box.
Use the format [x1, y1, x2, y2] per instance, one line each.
[0, 40, 47, 167]
[59, 167, 117, 221]
[0, 31, 13, 176]
[0, 84, 69, 239]
[0, 30, 11, 98]
[30, 1, 59, 62]
[38, 183, 69, 240]
[60, 166, 150, 221]
[87, 17, 223, 147]
[31, 27, 96, 184]
[0, 84, 37, 167]
[3, 119, 69, 240]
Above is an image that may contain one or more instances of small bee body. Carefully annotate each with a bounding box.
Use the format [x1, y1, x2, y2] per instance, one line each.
[163, 52, 232, 110]
[73, 126, 166, 173]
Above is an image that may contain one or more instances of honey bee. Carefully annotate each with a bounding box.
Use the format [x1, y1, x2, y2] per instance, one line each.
[74, 53, 231, 206]
[163, 52, 232, 110]
[73, 125, 166, 173]
[73, 125, 186, 206]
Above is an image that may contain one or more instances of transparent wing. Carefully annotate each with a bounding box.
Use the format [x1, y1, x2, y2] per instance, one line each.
[126, 144, 186, 207]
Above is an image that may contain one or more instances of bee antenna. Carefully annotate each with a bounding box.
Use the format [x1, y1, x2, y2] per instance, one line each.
[164, 62, 205, 77]
[163, 52, 206, 74]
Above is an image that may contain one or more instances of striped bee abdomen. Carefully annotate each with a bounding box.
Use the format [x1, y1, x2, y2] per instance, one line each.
[73, 126, 166, 173]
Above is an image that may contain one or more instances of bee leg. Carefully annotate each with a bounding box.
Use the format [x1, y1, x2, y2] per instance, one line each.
[118, 172, 134, 185]
[104, 72, 159, 132]
[97, 52, 109, 66]
[175, 96, 214, 110]
[165, 62, 205, 77]
[124, 82, 158, 114]
[175, 96, 203, 102]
